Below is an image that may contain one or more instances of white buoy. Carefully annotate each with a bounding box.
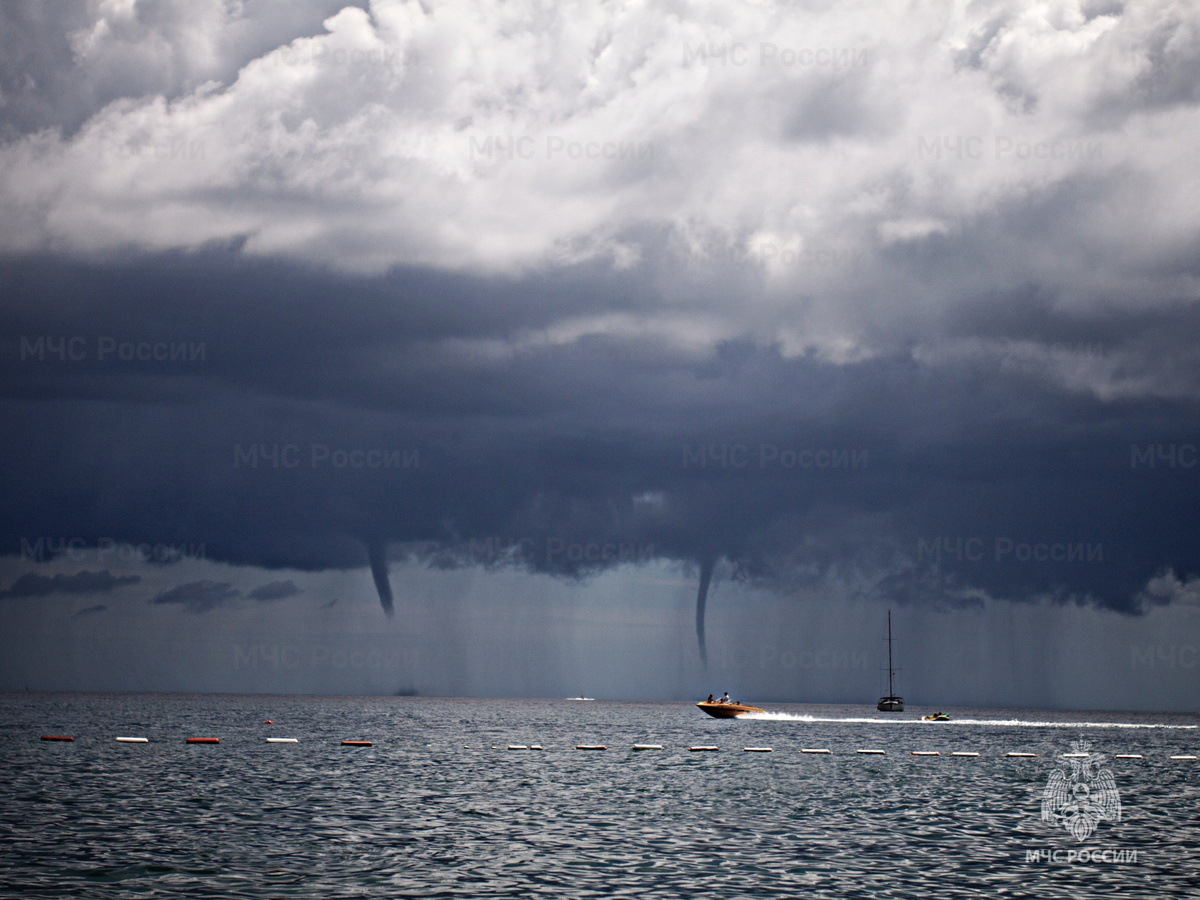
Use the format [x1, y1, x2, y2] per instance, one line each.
[576, 745, 607, 750]
[911, 751, 940, 756]
[743, 747, 772, 752]
[1169, 755, 1197, 760]
[507, 745, 529, 750]
[951, 752, 980, 757]
[265, 738, 298, 744]
[856, 749, 886, 755]
[1113, 754, 1142, 759]
[530, 745, 544, 750]
[801, 748, 831, 754]
[1005, 752, 1036, 758]
[632, 744, 662, 750]
[689, 746, 719, 752]
[1062, 752, 1089, 758]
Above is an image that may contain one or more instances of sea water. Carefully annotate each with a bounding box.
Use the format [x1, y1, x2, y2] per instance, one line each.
[1, 694, 1197, 897]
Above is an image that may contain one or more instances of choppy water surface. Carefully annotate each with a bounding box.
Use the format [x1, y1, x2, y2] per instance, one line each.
[1, 694, 1197, 898]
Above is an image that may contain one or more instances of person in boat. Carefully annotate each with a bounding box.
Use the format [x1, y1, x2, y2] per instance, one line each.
[721, 691, 731, 704]
[707, 694, 715, 703]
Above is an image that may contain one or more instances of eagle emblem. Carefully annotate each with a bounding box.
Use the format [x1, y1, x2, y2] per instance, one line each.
[1041, 741, 1121, 841]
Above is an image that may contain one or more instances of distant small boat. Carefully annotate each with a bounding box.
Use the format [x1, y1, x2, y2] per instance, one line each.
[697, 701, 764, 719]
[922, 712, 950, 721]
[877, 610, 904, 712]
[568, 695, 595, 701]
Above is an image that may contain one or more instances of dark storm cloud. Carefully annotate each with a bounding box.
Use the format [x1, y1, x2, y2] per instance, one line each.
[152, 580, 239, 613]
[247, 579, 302, 602]
[2, 251, 1199, 628]
[0, 569, 140, 598]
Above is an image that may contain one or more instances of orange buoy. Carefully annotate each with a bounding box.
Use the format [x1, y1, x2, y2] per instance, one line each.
[40, 735, 74, 742]
[186, 737, 220, 744]
[341, 740, 372, 747]
[263, 720, 274, 725]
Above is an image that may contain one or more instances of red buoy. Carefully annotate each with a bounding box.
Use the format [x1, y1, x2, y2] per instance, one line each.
[40, 735, 74, 742]
[341, 740, 372, 747]
[263, 720, 274, 725]
[186, 737, 220, 744]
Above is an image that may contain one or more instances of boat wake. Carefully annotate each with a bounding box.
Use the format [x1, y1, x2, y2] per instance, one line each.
[739, 711, 1196, 729]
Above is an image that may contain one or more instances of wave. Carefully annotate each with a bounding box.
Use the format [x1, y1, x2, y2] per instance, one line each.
[739, 711, 1196, 729]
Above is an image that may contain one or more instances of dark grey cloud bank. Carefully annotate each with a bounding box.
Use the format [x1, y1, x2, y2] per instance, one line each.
[2, 0, 1200, 690]
[153, 579, 240, 614]
[2, 250, 1198, 631]
[149, 577, 301, 612]
[0, 568, 140, 598]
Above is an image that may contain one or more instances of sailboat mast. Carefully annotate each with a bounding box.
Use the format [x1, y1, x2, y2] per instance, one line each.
[877, 610, 903, 711]
[887, 610, 894, 697]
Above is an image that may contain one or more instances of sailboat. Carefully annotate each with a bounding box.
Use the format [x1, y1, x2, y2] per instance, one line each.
[877, 609, 904, 712]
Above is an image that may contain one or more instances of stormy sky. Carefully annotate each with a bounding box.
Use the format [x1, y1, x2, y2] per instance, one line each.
[2, 0, 1199, 710]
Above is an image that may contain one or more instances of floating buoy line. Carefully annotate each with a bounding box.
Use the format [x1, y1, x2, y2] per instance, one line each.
[31, 732, 1197, 760]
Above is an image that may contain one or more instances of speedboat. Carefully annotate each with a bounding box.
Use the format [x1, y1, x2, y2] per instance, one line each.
[922, 712, 950, 721]
[696, 701, 764, 718]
